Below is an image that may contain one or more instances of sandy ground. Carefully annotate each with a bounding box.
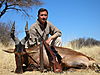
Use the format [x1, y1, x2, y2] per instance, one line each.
[0, 44, 100, 75]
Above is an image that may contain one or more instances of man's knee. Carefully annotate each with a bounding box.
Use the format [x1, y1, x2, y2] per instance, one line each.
[51, 37, 62, 47]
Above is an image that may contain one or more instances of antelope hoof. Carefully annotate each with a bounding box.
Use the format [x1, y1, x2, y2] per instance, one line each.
[15, 68, 23, 74]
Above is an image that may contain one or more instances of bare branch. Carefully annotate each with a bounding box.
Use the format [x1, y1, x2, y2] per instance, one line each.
[0, 0, 43, 17]
[0, 2, 8, 18]
[0, 0, 5, 8]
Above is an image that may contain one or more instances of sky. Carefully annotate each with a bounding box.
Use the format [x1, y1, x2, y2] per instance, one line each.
[0, 0, 100, 45]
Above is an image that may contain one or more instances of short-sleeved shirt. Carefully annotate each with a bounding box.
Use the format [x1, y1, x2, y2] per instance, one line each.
[28, 20, 62, 45]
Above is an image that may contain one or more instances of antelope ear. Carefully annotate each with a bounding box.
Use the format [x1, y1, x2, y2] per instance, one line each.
[2, 49, 14, 53]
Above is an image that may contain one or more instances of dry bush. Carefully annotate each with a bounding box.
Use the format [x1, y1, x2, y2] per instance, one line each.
[0, 22, 14, 46]
[67, 38, 100, 49]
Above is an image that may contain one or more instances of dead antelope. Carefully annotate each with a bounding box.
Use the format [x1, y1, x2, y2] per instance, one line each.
[3, 22, 100, 73]
[9, 22, 37, 74]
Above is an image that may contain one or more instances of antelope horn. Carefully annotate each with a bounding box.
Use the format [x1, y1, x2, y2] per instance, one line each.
[11, 21, 20, 45]
[11, 21, 15, 33]
[25, 21, 29, 36]
[21, 21, 30, 45]
[25, 21, 28, 32]
[10, 21, 15, 39]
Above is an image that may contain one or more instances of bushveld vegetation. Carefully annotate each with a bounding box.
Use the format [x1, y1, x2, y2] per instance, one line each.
[66, 38, 100, 49]
[0, 22, 12, 46]
[0, 22, 100, 48]
[0, 22, 100, 75]
[0, 36, 100, 75]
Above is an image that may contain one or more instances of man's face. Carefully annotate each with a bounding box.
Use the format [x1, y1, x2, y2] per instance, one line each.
[38, 11, 48, 24]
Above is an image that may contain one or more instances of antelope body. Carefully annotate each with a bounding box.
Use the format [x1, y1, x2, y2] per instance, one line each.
[3, 22, 100, 73]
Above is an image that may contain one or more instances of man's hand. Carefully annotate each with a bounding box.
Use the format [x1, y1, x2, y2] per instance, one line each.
[46, 37, 52, 45]
[46, 34, 57, 45]
[35, 28, 56, 45]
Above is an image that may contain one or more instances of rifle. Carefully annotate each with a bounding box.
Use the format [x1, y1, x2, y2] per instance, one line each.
[39, 41, 44, 72]
[35, 28, 62, 72]
[34, 29, 44, 72]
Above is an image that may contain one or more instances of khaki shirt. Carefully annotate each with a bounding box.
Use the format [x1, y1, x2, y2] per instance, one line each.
[28, 20, 62, 45]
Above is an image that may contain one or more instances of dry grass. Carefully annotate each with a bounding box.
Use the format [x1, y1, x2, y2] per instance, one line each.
[0, 43, 100, 75]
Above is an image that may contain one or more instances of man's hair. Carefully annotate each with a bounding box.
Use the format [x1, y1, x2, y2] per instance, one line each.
[38, 8, 48, 16]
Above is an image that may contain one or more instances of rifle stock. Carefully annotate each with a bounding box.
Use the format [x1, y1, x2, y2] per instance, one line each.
[40, 41, 44, 72]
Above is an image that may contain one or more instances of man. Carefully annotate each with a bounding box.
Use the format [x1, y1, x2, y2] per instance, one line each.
[28, 8, 62, 47]
[27, 8, 62, 66]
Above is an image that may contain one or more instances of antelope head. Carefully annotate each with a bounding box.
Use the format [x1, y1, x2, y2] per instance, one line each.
[10, 21, 29, 54]
[9, 22, 30, 73]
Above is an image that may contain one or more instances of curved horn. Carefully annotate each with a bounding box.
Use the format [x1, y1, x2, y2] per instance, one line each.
[21, 21, 30, 45]
[11, 21, 15, 31]
[25, 21, 28, 32]
[11, 21, 20, 45]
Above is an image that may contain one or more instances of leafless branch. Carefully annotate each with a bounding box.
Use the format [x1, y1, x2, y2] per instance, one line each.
[0, 0, 43, 18]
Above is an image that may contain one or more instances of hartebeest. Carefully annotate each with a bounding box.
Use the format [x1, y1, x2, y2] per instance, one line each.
[9, 22, 34, 73]
[3, 22, 100, 73]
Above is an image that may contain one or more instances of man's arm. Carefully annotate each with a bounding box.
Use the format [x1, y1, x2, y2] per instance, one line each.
[46, 21, 62, 44]
[46, 34, 57, 44]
